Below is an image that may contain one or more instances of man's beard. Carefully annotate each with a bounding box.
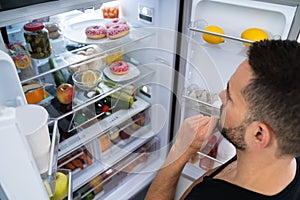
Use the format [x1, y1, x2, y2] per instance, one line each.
[218, 105, 250, 150]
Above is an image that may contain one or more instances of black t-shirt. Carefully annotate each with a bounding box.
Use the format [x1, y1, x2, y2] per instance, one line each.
[185, 156, 300, 200]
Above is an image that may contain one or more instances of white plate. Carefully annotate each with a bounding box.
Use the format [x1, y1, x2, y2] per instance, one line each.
[63, 13, 130, 44]
[103, 63, 140, 82]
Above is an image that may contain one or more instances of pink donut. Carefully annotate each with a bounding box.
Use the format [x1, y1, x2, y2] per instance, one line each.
[105, 18, 127, 29]
[107, 24, 130, 39]
[110, 61, 129, 75]
[85, 25, 107, 40]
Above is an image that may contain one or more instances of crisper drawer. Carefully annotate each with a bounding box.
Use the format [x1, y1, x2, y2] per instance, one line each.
[58, 143, 95, 176]
[97, 109, 152, 164]
[73, 137, 160, 200]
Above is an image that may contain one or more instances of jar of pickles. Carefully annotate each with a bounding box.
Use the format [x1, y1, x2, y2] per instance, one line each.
[23, 22, 52, 59]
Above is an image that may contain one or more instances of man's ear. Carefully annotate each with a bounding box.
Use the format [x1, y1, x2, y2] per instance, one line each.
[253, 122, 273, 148]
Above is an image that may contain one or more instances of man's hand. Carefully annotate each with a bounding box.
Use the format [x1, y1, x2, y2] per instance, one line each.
[171, 114, 219, 164]
[145, 114, 219, 200]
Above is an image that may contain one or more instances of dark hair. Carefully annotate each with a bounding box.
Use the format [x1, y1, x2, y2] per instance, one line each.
[243, 40, 300, 157]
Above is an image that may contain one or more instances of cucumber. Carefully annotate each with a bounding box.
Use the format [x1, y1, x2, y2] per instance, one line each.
[106, 96, 131, 112]
[110, 91, 134, 107]
[49, 57, 66, 87]
[102, 77, 117, 88]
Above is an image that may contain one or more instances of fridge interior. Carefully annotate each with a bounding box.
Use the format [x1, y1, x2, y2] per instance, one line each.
[0, 0, 180, 199]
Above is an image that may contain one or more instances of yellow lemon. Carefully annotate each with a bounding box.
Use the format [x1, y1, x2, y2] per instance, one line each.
[202, 25, 225, 44]
[81, 70, 99, 88]
[241, 28, 268, 48]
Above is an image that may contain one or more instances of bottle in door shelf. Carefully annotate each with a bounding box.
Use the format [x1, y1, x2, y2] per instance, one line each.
[199, 142, 218, 170]
[199, 134, 219, 170]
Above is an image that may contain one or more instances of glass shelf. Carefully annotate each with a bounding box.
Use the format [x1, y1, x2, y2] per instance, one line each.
[20, 28, 154, 84]
[58, 96, 151, 159]
[42, 63, 154, 145]
[0, 0, 111, 27]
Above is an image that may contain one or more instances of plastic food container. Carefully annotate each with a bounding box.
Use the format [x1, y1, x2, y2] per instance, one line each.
[7, 43, 31, 69]
[73, 137, 160, 199]
[23, 22, 52, 59]
[101, 1, 120, 18]
[72, 69, 103, 90]
[58, 146, 94, 175]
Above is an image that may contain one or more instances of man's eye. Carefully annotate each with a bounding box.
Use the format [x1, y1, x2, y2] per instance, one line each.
[225, 91, 231, 103]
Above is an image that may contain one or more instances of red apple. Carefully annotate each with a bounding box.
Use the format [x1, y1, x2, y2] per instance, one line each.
[56, 83, 74, 104]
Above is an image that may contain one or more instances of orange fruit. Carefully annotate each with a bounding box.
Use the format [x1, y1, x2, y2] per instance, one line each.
[25, 87, 46, 104]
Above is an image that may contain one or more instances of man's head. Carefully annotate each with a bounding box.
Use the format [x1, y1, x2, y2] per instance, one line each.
[219, 40, 300, 157]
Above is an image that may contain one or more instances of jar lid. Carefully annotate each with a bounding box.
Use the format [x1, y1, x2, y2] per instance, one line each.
[24, 22, 44, 31]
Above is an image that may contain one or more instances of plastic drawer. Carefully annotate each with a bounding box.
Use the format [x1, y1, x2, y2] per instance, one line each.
[74, 137, 160, 200]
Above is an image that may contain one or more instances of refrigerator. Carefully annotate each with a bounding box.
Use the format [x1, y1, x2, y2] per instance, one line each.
[0, 0, 299, 199]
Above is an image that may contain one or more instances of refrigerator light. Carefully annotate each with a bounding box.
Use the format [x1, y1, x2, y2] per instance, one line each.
[138, 5, 154, 24]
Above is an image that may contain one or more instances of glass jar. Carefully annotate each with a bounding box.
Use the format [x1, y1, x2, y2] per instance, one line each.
[23, 22, 52, 59]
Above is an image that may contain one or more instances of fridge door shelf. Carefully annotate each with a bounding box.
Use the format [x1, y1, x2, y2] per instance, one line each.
[72, 128, 157, 190]
[43, 120, 73, 200]
[58, 96, 151, 159]
[73, 137, 160, 200]
[182, 94, 220, 116]
[43, 120, 60, 197]
[189, 25, 253, 46]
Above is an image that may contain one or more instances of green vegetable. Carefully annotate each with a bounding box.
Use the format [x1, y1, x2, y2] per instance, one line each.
[106, 91, 134, 113]
[102, 77, 117, 88]
[49, 57, 66, 87]
[110, 91, 134, 107]
[82, 192, 95, 200]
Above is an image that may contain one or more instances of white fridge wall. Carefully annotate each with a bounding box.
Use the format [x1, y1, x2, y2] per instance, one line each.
[120, 0, 180, 153]
[119, 0, 180, 29]
[186, 0, 297, 91]
[191, 0, 297, 39]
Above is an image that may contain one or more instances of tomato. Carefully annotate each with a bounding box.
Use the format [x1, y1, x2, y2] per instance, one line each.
[102, 105, 110, 113]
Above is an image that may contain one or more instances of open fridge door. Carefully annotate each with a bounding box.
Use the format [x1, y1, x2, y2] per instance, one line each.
[174, 0, 299, 198]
